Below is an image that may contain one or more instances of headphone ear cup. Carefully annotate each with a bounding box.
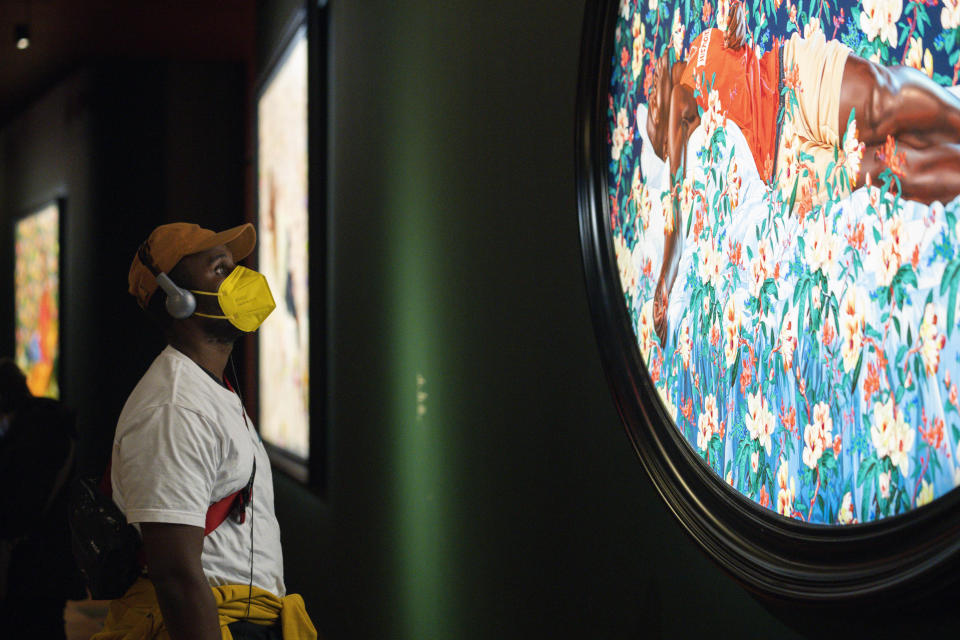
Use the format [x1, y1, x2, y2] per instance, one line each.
[165, 289, 197, 319]
[155, 272, 196, 319]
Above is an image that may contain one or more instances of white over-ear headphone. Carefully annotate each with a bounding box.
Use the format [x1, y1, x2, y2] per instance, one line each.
[138, 243, 197, 319]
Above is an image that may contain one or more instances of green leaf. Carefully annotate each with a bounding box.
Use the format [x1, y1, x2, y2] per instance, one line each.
[941, 258, 960, 296]
[851, 351, 864, 396]
[949, 274, 960, 338]
[857, 457, 876, 488]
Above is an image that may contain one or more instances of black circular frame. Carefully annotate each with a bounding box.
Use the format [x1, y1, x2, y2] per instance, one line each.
[575, 0, 960, 603]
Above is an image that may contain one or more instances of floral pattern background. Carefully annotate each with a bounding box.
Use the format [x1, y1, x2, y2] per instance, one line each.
[14, 203, 59, 399]
[608, 0, 960, 524]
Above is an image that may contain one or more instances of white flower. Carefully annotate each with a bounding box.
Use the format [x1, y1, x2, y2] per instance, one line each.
[662, 191, 675, 234]
[872, 398, 914, 474]
[905, 35, 923, 70]
[803, 17, 822, 39]
[776, 460, 795, 517]
[678, 321, 693, 370]
[611, 107, 629, 162]
[869, 213, 912, 288]
[671, 7, 685, 58]
[860, 0, 902, 47]
[917, 479, 934, 507]
[750, 450, 760, 474]
[638, 298, 658, 362]
[702, 88, 726, 140]
[632, 17, 646, 80]
[904, 36, 934, 78]
[697, 239, 724, 291]
[838, 492, 856, 525]
[656, 384, 678, 421]
[780, 308, 798, 371]
[954, 466, 960, 488]
[943, 0, 960, 30]
[919, 303, 947, 376]
[871, 398, 896, 460]
[879, 470, 891, 498]
[697, 394, 719, 451]
[725, 470, 735, 486]
[717, 0, 731, 31]
[722, 296, 741, 368]
[614, 234, 639, 296]
[805, 211, 841, 276]
[648, 0, 658, 13]
[619, 0, 632, 20]
[802, 402, 833, 469]
[841, 119, 864, 188]
[631, 168, 649, 230]
[745, 390, 776, 455]
[839, 287, 865, 374]
[888, 408, 915, 475]
[872, 237, 900, 287]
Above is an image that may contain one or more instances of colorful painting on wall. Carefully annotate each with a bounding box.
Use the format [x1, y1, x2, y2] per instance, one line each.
[14, 202, 60, 399]
[258, 25, 310, 460]
[608, 0, 960, 524]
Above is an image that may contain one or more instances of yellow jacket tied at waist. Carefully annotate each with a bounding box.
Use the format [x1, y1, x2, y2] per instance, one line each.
[91, 577, 317, 640]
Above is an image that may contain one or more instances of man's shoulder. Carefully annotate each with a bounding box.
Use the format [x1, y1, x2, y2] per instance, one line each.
[118, 347, 218, 428]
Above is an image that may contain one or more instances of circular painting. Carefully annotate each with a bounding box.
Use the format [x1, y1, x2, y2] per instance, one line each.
[611, 0, 960, 524]
[578, 0, 960, 600]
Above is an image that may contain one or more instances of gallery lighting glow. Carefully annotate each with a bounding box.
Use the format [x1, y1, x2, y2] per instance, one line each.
[15, 24, 29, 50]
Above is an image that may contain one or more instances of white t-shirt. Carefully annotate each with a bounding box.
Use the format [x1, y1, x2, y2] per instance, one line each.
[112, 345, 285, 597]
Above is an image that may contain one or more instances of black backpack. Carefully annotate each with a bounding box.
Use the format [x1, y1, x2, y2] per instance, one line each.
[67, 476, 144, 600]
[68, 460, 255, 600]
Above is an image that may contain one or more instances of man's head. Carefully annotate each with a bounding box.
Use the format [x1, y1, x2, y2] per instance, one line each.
[646, 51, 676, 161]
[130, 222, 256, 342]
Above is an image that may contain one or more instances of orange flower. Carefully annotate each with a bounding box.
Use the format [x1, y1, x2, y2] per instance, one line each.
[822, 318, 836, 346]
[727, 240, 742, 268]
[875, 135, 907, 178]
[780, 403, 797, 435]
[759, 484, 771, 508]
[863, 361, 880, 405]
[920, 417, 945, 450]
[846, 221, 866, 251]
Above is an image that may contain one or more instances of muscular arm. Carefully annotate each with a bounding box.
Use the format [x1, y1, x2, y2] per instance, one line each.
[654, 83, 700, 345]
[141, 522, 221, 640]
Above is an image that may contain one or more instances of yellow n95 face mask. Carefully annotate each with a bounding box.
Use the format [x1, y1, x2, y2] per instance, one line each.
[191, 266, 276, 332]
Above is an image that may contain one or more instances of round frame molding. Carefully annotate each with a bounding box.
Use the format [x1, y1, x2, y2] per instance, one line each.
[575, 0, 960, 603]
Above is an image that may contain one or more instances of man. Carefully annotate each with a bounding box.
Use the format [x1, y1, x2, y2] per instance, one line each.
[0, 359, 82, 638]
[94, 222, 315, 640]
[648, 1, 960, 343]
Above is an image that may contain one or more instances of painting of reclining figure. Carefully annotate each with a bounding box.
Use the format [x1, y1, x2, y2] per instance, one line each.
[609, 0, 960, 523]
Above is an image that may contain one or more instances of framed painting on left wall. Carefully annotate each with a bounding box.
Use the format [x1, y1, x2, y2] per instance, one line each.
[14, 200, 61, 399]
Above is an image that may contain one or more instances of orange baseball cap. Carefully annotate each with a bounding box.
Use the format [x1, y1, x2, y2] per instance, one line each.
[128, 222, 256, 308]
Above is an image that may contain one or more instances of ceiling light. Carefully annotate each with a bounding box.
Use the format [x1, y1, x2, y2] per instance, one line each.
[15, 24, 29, 50]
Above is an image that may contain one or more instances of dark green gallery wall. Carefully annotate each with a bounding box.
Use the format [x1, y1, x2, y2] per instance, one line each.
[0, 2, 953, 638]
[263, 1, 806, 638]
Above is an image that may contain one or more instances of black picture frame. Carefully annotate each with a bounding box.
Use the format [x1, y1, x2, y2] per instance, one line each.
[252, 0, 329, 497]
[575, 0, 960, 604]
